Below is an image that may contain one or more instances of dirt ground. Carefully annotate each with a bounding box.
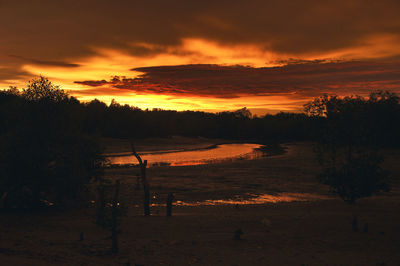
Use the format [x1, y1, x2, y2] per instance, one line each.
[1, 139, 399, 265]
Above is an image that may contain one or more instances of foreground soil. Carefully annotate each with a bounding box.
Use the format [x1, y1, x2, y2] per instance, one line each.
[1, 140, 399, 265]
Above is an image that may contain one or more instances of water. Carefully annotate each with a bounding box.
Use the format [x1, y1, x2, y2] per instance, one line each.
[140, 193, 331, 208]
[107, 143, 263, 167]
[173, 193, 331, 206]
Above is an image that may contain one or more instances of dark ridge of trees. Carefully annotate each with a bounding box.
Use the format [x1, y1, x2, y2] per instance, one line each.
[1, 80, 399, 147]
[80, 102, 320, 142]
[304, 91, 400, 148]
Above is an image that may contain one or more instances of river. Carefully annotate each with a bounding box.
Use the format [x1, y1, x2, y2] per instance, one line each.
[107, 143, 263, 167]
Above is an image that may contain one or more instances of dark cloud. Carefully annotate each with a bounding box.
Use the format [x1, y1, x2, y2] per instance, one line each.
[1, 0, 400, 73]
[75, 80, 108, 87]
[74, 60, 400, 98]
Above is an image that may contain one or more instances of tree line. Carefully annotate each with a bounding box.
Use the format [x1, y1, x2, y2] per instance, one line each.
[0, 83, 321, 143]
[1, 77, 399, 209]
[3, 79, 398, 147]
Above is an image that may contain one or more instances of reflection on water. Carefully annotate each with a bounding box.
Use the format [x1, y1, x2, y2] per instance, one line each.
[145, 193, 331, 207]
[107, 143, 263, 167]
[174, 193, 330, 206]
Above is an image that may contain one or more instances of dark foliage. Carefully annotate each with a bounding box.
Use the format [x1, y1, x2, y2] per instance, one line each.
[305, 91, 400, 148]
[0, 77, 104, 209]
[317, 152, 389, 204]
[305, 91, 398, 203]
[81, 103, 318, 141]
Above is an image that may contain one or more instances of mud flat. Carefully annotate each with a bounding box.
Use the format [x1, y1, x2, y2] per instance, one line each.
[1, 140, 399, 265]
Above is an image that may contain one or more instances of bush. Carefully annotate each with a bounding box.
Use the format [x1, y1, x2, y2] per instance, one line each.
[318, 152, 389, 204]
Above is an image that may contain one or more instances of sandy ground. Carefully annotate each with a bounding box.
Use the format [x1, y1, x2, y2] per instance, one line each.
[1, 140, 399, 265]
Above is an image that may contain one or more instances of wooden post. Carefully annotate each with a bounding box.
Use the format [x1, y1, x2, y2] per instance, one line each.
[130, 142, 150, 216]
[166, 192, 174, 217]
[111, 180, 120, 254]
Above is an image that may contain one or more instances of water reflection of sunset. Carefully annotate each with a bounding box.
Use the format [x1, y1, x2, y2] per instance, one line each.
[151, 193, 332, 207]
[108, 143, 263, 167]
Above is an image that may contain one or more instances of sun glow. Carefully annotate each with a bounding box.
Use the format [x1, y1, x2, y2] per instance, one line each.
[4, 35, 400, 115]
[16, 39, 287, 113]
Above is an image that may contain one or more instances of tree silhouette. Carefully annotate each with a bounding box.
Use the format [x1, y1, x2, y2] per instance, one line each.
[0, 77, 104, 209]
[317, 152, 389, 204]
[22, 76, 70, 102]
[305, 91, 395, 204]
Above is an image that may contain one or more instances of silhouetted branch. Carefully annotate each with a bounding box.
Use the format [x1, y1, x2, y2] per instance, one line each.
[130, 142, 150, 216]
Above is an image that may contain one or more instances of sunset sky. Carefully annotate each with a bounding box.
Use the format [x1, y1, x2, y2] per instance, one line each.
[1, 0, 400, 114]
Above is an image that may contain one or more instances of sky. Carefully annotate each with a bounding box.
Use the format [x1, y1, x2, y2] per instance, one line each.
[1, 0, 400, 115]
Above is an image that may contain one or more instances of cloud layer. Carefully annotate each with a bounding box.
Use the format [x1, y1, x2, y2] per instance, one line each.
[75, 60, 400, 99]
[1, 0, 400, 82]
[2, 0, 400, 113]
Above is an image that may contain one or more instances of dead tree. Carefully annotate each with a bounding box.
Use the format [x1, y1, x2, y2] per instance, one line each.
[111, 180, 120, 254]
[130, 142, 150, 216]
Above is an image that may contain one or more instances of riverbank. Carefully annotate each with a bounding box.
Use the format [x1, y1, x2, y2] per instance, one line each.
[103, 136, 284, 168]
[0, 140, 399, 265]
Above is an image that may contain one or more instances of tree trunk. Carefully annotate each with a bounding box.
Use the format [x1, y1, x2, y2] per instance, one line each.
[130, 142, 150, 216]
